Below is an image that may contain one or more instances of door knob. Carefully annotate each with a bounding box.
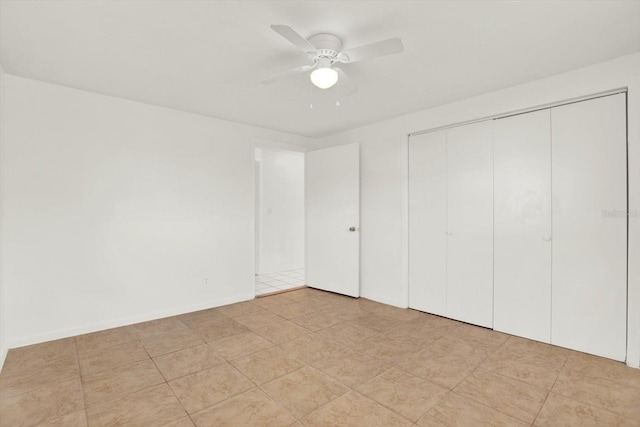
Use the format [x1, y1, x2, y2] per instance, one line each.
[446, 231, 453, 236]
[543, 235, 552, 241]
[349, 227, 357, 232]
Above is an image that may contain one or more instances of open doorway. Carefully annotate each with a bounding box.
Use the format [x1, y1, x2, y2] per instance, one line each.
[254, 148, 306, 296]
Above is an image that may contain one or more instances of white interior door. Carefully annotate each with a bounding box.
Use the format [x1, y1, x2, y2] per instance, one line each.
[551, 94, 627, 361]
[409, 130, 447, 316]
[446, 121, 494, 328]
[305, 143, 360, 297]
[493, 109, 552, 343]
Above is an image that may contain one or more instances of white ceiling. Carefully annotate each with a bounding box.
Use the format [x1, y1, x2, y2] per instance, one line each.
[1, 1, 639, 137]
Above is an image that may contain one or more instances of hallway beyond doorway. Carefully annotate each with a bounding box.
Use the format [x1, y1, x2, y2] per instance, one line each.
[255, 269, 305, 296]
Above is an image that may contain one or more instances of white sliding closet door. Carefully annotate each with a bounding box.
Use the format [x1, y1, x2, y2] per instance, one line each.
[446, 121, 494, 328]
[551, 94, 627, 361]
[493, 109, 552, 343]
[409, 130, 447, 316]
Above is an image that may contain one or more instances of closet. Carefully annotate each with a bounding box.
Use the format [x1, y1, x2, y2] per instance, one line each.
[493, 109, 552, 343]
[409, 121, 494, 328]
[408, 93, 627, 361]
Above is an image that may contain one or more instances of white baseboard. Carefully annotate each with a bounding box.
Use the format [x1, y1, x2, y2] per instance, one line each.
[0, 346, 7, 373]
[7, 292, 255, 349]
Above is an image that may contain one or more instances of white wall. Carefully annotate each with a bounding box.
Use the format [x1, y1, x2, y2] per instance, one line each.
[0, 75, 314, 348]
[318, 52, 640, 368]
[0, 64, 6, 370]
[256, 149, 304, 274]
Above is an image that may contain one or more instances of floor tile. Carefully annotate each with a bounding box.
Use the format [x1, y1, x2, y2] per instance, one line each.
[316, 322, 378, 347]
[233, 311, 284, 329]
[312, 347, 394, 388]
[4, 290, 637, 427]
[193, 317, 250, 342]
[278, 333, 344, 364]
[289, 310, 344, 332]
[280, 288, 320, 302]
[34, 410, 88, 427]
[164, 417, 195, 427]
[372, 305, 423, 322]
[417, 392, 528, 427]
[217, 301, 263, 318]
[176, 307, 228, 329]
[534, 392, 634, 427]
[262, 366, 349, 418]
[357, 368, 448, 422]
[230, 346, 304, 385]
[191, 388, 296, 427]
[397, 349, 476, 390]
[381, 321, 451, 347]
[249, 320, 311, 344]
[132, 317, 189, 339]
[354, 334, 421, 363]
[423, 331, 501, 366]
[86, 383, 186, 427]
[140, 329, 204, 357]
[450, 323, 509, 351]
[552, 370, 640, 419]
[252, 294, 295, 310]
[1, 338, 76, 374]
[0, 378, 84, 427]
[348, 314, 402, 333]
[81, 359, 165, 407]
[562, 351, 640, 390]
[168, 363, 254, 414]
[153, 344, 226, 381]
[481, 336, 569, 390]
[75, 326, 137, 354]
[78, 340, 149, 376]
[266, 302, 316, 319]
[0, 352, 80, 400]
[454, 368, 547, 424]
[302, 391, 412, 427]
[210, 332, 273, 360]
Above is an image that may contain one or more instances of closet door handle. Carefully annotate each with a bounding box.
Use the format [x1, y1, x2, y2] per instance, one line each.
[543, 235, 552, 241]
[446, 231, 453, 236]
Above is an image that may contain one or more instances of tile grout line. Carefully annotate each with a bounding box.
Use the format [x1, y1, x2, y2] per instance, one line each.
[530, 350, 572, 426]
[73, 336, 91, 426]
[450, 335, 555, 426]
[140, 335, 194, 427]
[0, 354, 84, 402]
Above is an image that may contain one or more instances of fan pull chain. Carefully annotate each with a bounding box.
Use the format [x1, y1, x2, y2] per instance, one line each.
[309, 79, 313, 109]
[336, 79, 341, 107]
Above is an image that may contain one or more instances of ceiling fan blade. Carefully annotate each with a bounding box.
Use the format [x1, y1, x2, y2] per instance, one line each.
[338, 37, 404, 63]
[270, 25, 317, 54]
[262, 64, 315, 85]
[335, 67, 358, 96]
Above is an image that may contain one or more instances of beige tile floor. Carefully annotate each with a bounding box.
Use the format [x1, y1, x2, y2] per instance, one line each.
[1, 288, 640, 426]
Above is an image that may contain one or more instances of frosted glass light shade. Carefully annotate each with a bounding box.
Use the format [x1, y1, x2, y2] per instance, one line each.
[310, 67, 338, 89]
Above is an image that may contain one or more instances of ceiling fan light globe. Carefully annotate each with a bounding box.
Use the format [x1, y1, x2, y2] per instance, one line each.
[310, 67, 338, 89]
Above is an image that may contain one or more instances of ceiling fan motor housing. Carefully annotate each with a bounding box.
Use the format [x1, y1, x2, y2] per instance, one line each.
[308, 33, 342, 60]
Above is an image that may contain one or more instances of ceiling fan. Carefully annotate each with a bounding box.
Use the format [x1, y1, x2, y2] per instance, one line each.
[263, 25, 404, 96]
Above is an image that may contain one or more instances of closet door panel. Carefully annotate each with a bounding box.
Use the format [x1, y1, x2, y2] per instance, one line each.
[551, 94, 627, 361]
[408, 130, 447, 316]
[446, 121, 494, 328]
[493, 109, 552, 343]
